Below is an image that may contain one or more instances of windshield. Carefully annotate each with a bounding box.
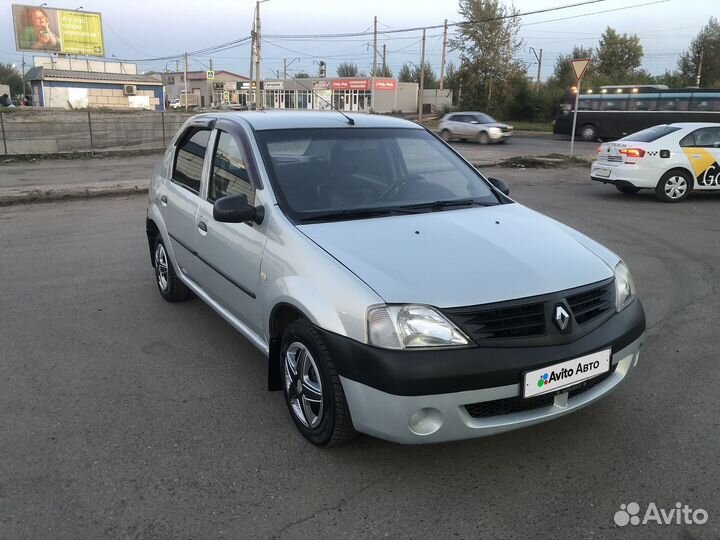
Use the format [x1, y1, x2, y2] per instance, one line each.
[619, 125, 681, 142]
[255, 128, 503, 223]
[474, 113, 496, 123]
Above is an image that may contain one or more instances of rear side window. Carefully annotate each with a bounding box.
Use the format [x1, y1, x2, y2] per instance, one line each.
[681, 127, 720, 148]
[173, 128, 211, 193]
[619, 125, 681, 143]
[208, 131, 254, 204]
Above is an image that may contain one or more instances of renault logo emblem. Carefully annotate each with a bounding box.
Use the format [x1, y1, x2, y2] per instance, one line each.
[554, 305, 571, 332]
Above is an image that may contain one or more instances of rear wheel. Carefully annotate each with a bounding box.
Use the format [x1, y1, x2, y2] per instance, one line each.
[615, 184, 641, 194]
[281, 319, 357, 447]
[153, 234, 193, 302]
[655, 170, 691, 203]
[580, 124, 598, 141]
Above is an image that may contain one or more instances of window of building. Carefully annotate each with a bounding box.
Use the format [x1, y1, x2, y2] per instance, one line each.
[173, 128, 210, 193]
[208, 131, 254, 204]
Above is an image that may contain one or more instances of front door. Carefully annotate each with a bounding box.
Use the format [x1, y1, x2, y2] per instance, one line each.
[194, 126, 267, 335]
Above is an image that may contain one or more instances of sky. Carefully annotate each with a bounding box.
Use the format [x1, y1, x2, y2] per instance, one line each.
[1, 0, 715, 82]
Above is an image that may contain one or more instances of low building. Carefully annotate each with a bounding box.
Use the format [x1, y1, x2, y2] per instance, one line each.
[25, 58, 163, 110]
[256, 77, 419, 113]
[162, 70, 249, 109]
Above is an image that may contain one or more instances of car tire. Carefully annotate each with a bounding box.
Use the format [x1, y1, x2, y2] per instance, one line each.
[281, 319, 357, 447]
[615, 185, 641, 194]
[580, 124, 598, 141]
[153, 234, 193, 302]
[440, 129, 453, 142]
[477, 131, 489, 144]
[655, 170, 691, 203]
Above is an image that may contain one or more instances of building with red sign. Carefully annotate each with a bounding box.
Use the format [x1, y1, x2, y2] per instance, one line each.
[257, 76, 417, 113]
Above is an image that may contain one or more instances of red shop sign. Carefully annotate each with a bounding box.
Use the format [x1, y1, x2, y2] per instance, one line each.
[331, 79, 371, 90]
[374, 79, 397, 91]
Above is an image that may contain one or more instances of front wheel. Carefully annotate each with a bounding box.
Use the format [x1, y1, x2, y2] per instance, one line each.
[440, 129, 453, 142]
[281, 319, 357, 447]
[477, 131, 489, 145]
[615, 184, 641, 194]
[655, 170, 691, 203]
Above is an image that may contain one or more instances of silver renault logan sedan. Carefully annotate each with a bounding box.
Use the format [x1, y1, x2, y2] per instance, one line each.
[146, 111, 645, 446]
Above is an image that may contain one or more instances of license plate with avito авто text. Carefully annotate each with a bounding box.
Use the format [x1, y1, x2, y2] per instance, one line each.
[523, 349, 611, 398]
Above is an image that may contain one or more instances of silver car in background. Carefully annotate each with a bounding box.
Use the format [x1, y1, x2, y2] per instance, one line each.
[439, 111, 513, 144]
[146, 111, 645, 446]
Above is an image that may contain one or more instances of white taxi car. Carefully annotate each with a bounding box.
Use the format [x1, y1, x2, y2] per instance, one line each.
[591, 123, 720, 202]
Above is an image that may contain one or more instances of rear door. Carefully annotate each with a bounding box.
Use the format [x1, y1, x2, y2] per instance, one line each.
[679, 126, 720, 190]
[159, 120, 214, 281]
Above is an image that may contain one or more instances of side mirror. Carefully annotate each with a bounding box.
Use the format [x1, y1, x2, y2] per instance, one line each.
[213, 194, 264, 225]
[488, 177, 510, 196]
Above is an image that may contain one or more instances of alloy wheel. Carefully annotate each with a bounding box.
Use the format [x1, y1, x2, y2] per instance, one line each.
[284, 342, 324, 428]
[154, 243, 169, 292]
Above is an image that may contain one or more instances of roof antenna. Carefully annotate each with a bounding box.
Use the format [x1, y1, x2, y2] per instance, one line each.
[283, 73, 355, 125]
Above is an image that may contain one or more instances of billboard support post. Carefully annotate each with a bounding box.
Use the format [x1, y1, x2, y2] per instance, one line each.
[569, 57, 591, 158]
[1, 112, 7, 155]
[87, 110, 94, 152]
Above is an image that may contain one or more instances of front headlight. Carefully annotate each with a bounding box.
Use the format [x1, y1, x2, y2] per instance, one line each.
[367, 305, 470, 349]
[488, 127, 501, 133]
[614, 261, 636, 312]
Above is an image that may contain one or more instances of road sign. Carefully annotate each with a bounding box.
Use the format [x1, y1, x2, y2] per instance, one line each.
[569, 58, 591, 158]
[206, 70, 215, 80]
[570, 58, 591, 81]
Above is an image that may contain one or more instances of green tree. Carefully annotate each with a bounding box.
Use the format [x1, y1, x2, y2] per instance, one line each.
[336, 62, 359, 77]
[679, 17, 720, 87]
[0, 63, 23, 97]
[548, 46, 595, 89]
[295, 71, 310, 78]
[371, 64, 393, 78]
[450, 0, 526, 112]
[595, 27, 643, 83]
[443, 61, 462, 104]
[398, 63, 414, 83]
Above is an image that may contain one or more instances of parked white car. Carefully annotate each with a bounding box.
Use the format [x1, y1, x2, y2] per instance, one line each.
[591, 123, 720, 202]
[439, 112, 513, 144]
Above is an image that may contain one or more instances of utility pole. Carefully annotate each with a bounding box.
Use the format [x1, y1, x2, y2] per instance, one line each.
[696, 47, 704, 87]
[418, 28, 426, 123]
[530, 47, 543, 92]
[283, 58, 287, 79]
[183, 51, 189, 110]
[372, 16, 378, 76]
[209, 58, 213, 71]
[175, 59, 179, 72]
[21, 54, 26, 97]
[382, 44, 387, 75]
[248, 17, 255, 108]
[254, 0, 262, 109]
[439, 19, 447, 90]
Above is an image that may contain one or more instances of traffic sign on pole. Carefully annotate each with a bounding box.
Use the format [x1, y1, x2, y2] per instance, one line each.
[569, 58, 591, 158]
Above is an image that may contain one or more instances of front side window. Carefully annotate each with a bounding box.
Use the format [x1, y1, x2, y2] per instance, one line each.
[173, 128, 210, 193]
[473, 113, 495, 123]
[208, 131, 254, 204]
[256, 128, 503, 223]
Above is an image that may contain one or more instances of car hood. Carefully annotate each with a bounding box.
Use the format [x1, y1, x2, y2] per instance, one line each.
[297, 203, 614, 308]
[484, 122, 509, 129]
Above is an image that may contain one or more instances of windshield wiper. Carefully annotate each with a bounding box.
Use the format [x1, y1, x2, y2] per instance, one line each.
[302, 206, 420, 223]
[398, 198, 496, 211]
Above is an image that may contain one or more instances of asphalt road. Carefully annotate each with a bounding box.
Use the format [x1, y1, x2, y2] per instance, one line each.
[1, 167, 719, 539]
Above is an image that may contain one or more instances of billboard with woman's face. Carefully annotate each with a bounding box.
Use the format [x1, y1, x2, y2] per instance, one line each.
[12, 4, 104, 56]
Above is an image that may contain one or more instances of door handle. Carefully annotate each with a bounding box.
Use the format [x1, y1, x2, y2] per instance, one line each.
[160, 195, 168, 206]
[198, 221, 208, 233]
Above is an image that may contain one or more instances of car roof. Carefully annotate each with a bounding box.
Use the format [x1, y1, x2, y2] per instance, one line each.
[193, 110, 424, 131]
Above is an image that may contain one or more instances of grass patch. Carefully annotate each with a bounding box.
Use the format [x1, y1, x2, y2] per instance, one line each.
[508, 121, 553, 132]
[493, 153, 592, 169]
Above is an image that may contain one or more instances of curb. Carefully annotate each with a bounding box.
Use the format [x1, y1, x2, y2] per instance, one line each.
[0, 183, 148, 206]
